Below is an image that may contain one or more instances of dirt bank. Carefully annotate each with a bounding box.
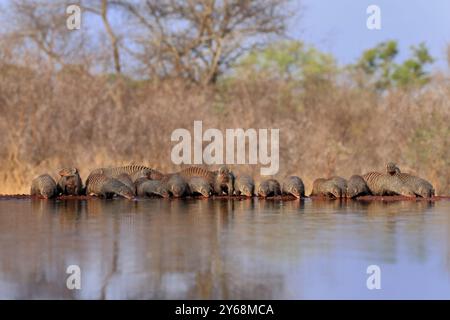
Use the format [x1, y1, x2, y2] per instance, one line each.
[0, 194, 449, 201]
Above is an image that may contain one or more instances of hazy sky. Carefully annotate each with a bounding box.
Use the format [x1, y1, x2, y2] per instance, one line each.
[0, 0, 448, 68]
[294, 0, 450, 68]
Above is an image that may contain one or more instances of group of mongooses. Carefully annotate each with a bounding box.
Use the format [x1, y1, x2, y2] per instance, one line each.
[30, 162, 434, 200]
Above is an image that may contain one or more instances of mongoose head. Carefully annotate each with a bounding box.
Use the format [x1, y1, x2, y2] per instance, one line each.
[117, 186, 135, 200]
[41, 185, 57, 199]
[199, 185, 212, 197]
[59, 167, 79, 177]
[329, 185, 342, 198]
[347, 186, 359, 198]
[240, 184, 254, 197]
[156, 185, 170, 198]
[257, 182, 270, 197]
[171, 183, 186, 198]
[62, 176, 78, 194]
[287, 184, 301, 198]
[386, 162, 398, 175]
[417, 185, 434, 198]
[217, 166, 231, 182]
[189, 178, 211, 197]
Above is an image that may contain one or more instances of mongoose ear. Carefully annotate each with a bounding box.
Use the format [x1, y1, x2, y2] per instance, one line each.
[72, 168, 79, 174]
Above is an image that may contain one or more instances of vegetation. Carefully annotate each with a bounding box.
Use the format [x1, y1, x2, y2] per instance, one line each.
[0, 1, 448, 195]
[354, 40, 434, 90]
[234, 41, 336, 82]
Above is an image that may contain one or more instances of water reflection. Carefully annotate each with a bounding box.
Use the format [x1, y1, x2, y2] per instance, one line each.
[0, 198, 449, 299]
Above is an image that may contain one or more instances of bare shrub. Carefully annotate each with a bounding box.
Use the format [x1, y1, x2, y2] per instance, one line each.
[1, 62, 448, 195]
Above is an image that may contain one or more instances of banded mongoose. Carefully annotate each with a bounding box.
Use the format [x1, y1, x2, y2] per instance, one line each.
[59, 167, 78, 177]
[212, 166, 235, 195]
[234, 175, 255, 197]
[362, 172, 415, 197]
[257, 179, 282, 197]
[85, 173, 135, 200]
[187, 177, 212, 197]
[347, 175, 371, 198]
[30, 174, 58, 199]
[396, 173, 435, 198]
[135, 177, 169, 197]
[386, 162, 398, 176]
[310, 178, 342, 198]
[178, 165, 234, 195]
[329, 176, 348, 198]
[57, 167, 83, 196]
[385, 164, 435, 198]
[161, 174, 190, 198]
[116, 173, 135, 194]
[89, 165, 163, 182]
[281, 176, 305, 198]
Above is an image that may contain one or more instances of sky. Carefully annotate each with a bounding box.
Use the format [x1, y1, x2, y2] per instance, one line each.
[293, 0, 450, 68]
[0, 0, 449, 69]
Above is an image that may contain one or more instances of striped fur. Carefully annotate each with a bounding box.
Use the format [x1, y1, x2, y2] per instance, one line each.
[188, 177, 212, 197]
[57, 167, 83, 195]
[234, 175, 255, 197]
[347, 175, 371, 198]
[135, 177, 168, 197]
[30, 174, 58, 198]
[160, 174, 190, 197]
[394, 173, 435, 198]
[178, 165, 234, 195]
[212, 166, 235, 195]
[85, 173, 135, 199]
[89, 165, 163, 183]
[57, 174, 83, 196]
[310, 178, 342, 198]
[178, 167, 216, 183]
[362, 172, 415, 196]
[329, 176, 347, 197]
[257, 179, 281, 197]
[58, 167, 79, 177]
[385, 164, 435, 198]
[281, 176, 305, 198]
[116, 173, 135, 194]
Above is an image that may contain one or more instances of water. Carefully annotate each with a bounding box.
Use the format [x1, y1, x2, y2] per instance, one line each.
[0, 198, 449, 299]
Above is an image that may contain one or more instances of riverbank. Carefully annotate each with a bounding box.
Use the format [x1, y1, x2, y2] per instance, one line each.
[1, 194, 449, 201]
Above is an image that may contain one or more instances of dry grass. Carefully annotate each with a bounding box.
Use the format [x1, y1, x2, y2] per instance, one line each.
[0, 62, 449, 195]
